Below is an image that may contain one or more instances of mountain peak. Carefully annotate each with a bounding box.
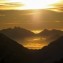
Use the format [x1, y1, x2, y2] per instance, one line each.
[0, 27, 35, 44]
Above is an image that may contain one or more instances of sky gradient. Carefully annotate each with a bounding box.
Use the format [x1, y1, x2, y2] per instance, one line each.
[0, 0, 63, 31]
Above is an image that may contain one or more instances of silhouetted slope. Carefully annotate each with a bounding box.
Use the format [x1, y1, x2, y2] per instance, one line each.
[37, 36, 63, 63]
[0, 27, 35, 43]
[0, 33, 63, 63]
[0, 33, 34, 63]
[39, 29, 63, 42]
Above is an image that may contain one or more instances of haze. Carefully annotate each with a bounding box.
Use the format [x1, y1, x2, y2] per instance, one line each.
[0, 0, 63, 32]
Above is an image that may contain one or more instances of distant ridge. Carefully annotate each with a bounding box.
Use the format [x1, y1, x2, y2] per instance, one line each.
[0, 27, 35, 44]
[1, 28, 63, 46]
[39, 29, 63, 42]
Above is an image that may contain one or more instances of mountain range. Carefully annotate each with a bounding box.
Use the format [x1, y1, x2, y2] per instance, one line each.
[0, 28, 63, 44]
[38, 29, 63, 42]
[0, 28, 63, 63]
[0, 27, 35, 44]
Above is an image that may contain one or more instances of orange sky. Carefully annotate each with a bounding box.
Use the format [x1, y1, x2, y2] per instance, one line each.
[0, 0, 63, 30]
[0, 0, 63, 11]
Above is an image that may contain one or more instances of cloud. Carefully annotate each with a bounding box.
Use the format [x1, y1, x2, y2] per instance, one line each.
[48, 2, 63, 12]
[5, 2, 23, 6]
[0, 2, 24, 10]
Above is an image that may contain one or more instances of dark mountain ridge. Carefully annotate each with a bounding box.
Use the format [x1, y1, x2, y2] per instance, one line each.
[0, 31, 63, 63]
[1, 28, 63, 46]
[38, 29, 63, 42]
[0, 33, 27, 63]
[0, 33, 38, 63]
[0, 27, 35, 44]
[36, 36, 63, 63]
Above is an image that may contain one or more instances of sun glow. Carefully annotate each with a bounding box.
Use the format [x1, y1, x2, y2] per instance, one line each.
[22, 37, 47, 50]
[8, 0, 59, 10]
[32, 30, 42, 34]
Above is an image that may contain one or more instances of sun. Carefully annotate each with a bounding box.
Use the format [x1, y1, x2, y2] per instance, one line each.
[8, 0, 59, 10]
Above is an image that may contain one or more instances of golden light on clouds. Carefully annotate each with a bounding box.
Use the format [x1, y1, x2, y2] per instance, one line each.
[23, 42, 45, 50]
[32, 30, 42, 34]
[16, 0, 60, 10]
[0, 2, 23, 10]
[22, 37, 47, 50]
[0, 0, 63, 30]
[0, 0, 61, 10]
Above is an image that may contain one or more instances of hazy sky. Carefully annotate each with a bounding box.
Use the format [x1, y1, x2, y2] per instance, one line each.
[0, 0, 63, 30]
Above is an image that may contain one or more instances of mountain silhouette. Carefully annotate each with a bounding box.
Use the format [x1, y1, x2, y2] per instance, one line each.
[0, 33, 32, 63]
[0, 33, 44, 63]
[1, 28, 63, 44]
[39, 29, 63, 42]
[0, 27, 35, 44]
[36, 36, 63, 63]
[0, 33, 41, 63]
[0, 31, 63, 63]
